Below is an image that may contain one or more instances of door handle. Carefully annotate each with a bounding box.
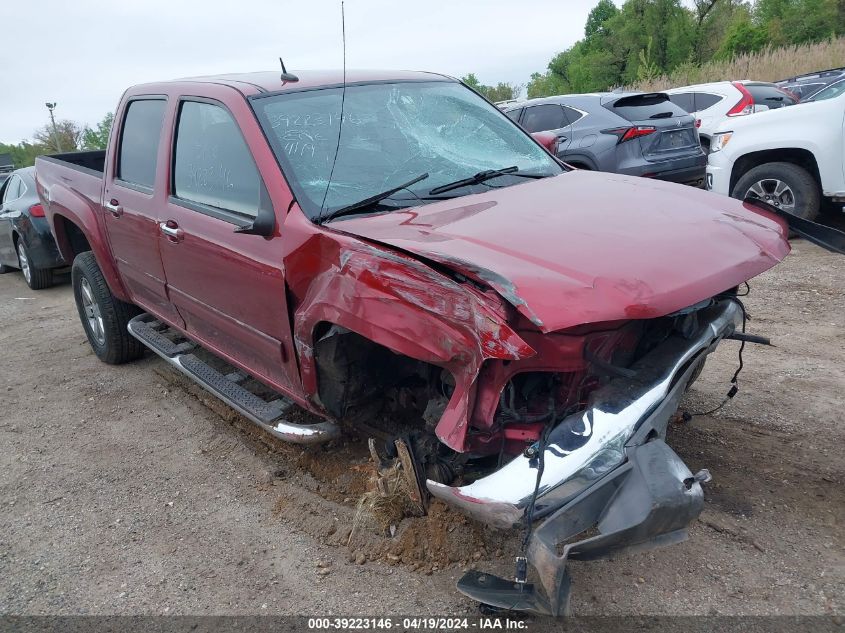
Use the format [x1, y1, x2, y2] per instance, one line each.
[104, 198, 123, 218]
[159, 221, 185, 243]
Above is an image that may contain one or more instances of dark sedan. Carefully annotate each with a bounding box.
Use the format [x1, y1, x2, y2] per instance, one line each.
[0, 167, 65, 289]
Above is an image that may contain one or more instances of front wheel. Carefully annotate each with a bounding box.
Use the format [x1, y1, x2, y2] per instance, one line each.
[732, 162, 820, 221]
[71, 251, 144, 365]
[17, 241, 53, 290]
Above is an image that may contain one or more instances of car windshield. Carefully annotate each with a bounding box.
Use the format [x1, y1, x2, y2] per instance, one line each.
[808, 79, 845, 102]
[251, 81, 562, 220]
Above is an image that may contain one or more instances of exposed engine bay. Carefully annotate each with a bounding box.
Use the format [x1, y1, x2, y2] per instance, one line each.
[313, 291, 751, 615]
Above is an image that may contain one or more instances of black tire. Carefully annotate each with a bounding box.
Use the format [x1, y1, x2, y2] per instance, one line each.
[16, 240, 53, 290]
[0, 262, 13, 274]
[731, 162, 820, 221]
[71, 251, 144, 365]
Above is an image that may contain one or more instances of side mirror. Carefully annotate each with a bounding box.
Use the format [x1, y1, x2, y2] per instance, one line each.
[531, 131, 559, 154]
[234, 211, 274, 237]
[233, 182, 276, 237]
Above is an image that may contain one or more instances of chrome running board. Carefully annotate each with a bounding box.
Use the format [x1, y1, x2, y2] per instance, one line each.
[127, 313, 340, 445]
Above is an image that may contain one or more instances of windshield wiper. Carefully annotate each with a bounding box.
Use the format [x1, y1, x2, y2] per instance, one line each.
[428, 166, 546, 196]
[318, 173, 429, 225]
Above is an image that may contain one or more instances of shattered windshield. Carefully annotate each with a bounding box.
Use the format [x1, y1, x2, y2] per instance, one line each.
[252, 81, 562, 220]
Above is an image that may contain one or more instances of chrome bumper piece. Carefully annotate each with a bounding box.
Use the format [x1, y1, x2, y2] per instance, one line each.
[427, 299, 742, 529]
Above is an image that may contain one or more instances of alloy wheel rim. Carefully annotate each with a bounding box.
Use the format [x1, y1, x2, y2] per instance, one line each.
[80, 278, 106, 345]
[745, 178, 796, 212]
[17, 244, 31, 283]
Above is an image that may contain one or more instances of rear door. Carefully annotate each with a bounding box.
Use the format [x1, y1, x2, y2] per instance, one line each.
[104, 97, 182, 325]
[519, 103, 572, 155]
[157, 96, 299, 393]
[607, 93, 702, 163]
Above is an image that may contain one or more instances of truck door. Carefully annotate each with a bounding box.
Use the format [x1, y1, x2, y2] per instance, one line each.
[157, 97, 299, 394]
[104, 97, 182, 326]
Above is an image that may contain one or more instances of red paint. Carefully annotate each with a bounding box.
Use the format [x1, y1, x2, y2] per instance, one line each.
[35, 71, 791, 454]
[332, 170, 790, 333]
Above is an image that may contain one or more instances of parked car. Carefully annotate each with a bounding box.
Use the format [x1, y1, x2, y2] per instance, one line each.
[503, 92, 706, 185]
[0, 153, 14, 188]
[38, 70, 801, 616]
[707, 84, 845, 221]
[804, 77, 845, 102]
[0, 166, 65, 289]
[494, 98, 523, 110]
[665, 81, 798, 152]
[776, 67, 845, 101]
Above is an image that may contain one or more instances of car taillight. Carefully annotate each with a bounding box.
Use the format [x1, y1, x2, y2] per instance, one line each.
[603, 126, 657, 143]
[29, 204, 45, 218]
[727, 82, 754, 116]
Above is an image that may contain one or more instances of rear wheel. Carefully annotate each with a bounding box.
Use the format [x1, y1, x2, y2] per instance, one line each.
[71, 251, 144, 364]
[732, 162, 820, 221]
[17, 241, 53, 290]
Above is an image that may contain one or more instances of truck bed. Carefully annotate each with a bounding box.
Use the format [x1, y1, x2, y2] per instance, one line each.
[38, 150, 106, 175]
[35, 151, 106, 253]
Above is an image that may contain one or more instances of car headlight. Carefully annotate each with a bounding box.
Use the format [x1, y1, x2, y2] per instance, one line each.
[711, 131, 733, 153]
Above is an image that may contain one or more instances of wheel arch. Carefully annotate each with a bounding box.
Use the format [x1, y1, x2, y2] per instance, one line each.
[52, 213, 131, 301]
[729, 148, 821, 195]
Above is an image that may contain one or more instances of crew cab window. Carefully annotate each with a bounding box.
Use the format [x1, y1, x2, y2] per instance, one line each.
[117, 99, 166, 189]
[521, 105, 568, 133]
[172, 101, 261, 218]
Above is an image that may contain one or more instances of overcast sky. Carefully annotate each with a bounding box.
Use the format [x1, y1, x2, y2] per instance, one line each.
[1, 0, 600, 144]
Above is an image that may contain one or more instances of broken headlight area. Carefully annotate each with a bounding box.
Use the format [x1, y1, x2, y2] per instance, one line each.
[320, 296, 749, 615]
[426, 298, 744, 615]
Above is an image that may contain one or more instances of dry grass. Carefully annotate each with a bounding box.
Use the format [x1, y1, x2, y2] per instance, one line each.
[629, 37, 845, 92]
[349, 464, 419, 539]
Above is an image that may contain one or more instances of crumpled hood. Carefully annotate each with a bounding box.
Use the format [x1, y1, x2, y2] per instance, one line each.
[331, 170, 790, 332]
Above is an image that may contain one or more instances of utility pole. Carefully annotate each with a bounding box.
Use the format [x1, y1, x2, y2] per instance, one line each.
[45, 102, 62, 152]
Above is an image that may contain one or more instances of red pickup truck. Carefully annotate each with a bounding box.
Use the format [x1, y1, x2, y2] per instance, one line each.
[35, 70, 801, 615]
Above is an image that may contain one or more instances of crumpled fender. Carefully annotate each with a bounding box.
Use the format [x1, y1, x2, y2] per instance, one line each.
[290, 233, 535, 452]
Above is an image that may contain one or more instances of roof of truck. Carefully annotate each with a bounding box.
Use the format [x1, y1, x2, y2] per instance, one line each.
[142, 70, 456, 96]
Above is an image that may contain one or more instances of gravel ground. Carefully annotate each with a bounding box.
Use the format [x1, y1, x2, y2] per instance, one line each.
[0, 240, 842, 619]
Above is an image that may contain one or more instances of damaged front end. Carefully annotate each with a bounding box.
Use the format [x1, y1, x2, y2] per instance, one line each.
[428, 298, 743, 616]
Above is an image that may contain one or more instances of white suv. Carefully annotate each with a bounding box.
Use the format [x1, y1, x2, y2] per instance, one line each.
[706, 88, 845, 221]
[665, 81, 798, 151]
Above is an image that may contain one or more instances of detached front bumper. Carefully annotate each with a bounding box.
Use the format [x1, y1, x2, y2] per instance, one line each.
[427, 299, 743, 615]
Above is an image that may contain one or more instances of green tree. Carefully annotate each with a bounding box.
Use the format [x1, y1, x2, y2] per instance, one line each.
[33, 120, 85, 153]
[461, 73, 484, 92]
[585, 0, 619, 42]
[0, 141, 48, 168]
[716, 6, 768, 57]
[82, 112, 114, 150]
[460, 74, 522, 101]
